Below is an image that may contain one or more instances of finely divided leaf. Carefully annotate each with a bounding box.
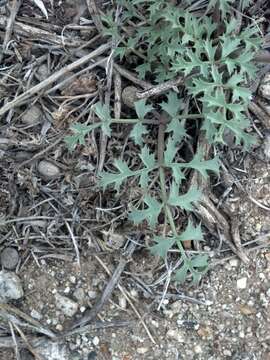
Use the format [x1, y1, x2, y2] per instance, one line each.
[134, 99, 153, 119]
[160, 91, 182, 118]
[150, 236, 176, 258]
[178, 220, 203, 242]
[65, 123, 99, 151]
[92, 102, 112, 136]
[185, 150, 220, 178]
[139, 145, 156, 169]
[99, 159, 134, 191]
[129, 195, 163, 228]
[168, 183, 201, 211]
[166, 118, 186, 142]
[164, 137, 178, 165]
[130, 122, 148, 145]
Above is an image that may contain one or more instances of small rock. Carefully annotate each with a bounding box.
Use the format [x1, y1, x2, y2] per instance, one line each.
[21, 105, 42, 125]
[0, 271, 24, 302]
[73, 288, 85, 302]
[92, 336, 99, 346]
[166, 329, 185, 343]
[239, 331, 245, 338]
[239, 304, 256, 315]
[87, 290, 97, 300]
[119, 296, 127, 309]
[30, 309, 43, 320]
[33, 339, 70, 360]
[229, 259, 239, 268]
[136, 347, 149, 354]
[55, 294, 78, 317]
[194, 345, 202, 354]
[38, 160, 61, 180]
[197, 326, 213, 338]
[64, 286, 70, 294]
[237, 277, 247, 289]
[56, 324, 63, 331]
[122, 86, 138, 108]
[70, 276, 76, 284]
[0, 247, 19, 270]
[36, 64, 49, 81]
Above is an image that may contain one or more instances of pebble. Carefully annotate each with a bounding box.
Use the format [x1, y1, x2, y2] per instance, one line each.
[33, 339, 70, 360]
[92, 336, 99, 346]
[31, 309, 43, 320]
[70, 276, 76, 284]
[56, 324, 63, 331]
[194, 345, 202, 354]
[73, 288, 85, 302]
[119, 295, 127, 309]
[237, 277, 247, 289]
[0, 271, 24, 302]
[0, 247, 19, 270]
[136, 347, 149, 354]
[64, 286, 70, 294]
[38, 160, 61, 180]
[36, 64, 49, 81]
[21, 105, 42, 125]
[122, 86, 138, 108]
[229, 259, 239, 267]
[87, 290, 97, 300]
[55, 294, 78, 317]
[166, 329, 185, 343]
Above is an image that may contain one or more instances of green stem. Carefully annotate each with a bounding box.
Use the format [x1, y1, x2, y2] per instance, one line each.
[159, 167, 188, 260]
[157, 119, 188, 261]
[111, 114, 204, 125]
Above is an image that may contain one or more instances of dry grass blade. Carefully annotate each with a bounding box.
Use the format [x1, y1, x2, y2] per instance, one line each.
[0, 0, 21, 63]
[0, 42, 111, 117]
[32, 0, 48, 19]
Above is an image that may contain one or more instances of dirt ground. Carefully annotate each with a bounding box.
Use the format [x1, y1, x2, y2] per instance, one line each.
[0, 156, 269, 360]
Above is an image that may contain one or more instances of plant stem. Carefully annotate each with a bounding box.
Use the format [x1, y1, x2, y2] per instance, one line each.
[157, 115, 188, 260]
[111, 113, 204, 125]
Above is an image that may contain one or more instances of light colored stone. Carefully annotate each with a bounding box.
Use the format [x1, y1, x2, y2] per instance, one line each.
[73, 288, 85, 302]
[0, 247, 19, 270]
[229, 259, 239, 267]
[92, 336, 99, 346]
[237, 277, 247, 289]
[56, 324, 63, 331]
[55, 294, 78, 317]
[166, 329, 185, 343]
[33, 339, 70, 360]
[137, 347, 149, 354]
[194, 345, 202, 354]
[21, 105, 42, 125]
[31, 309, 43, 320]
[38, 160, 61, 180]
[0, 271, 24, 302]
[36, 64, 49, 81]
[119, 296, 127, 309]
[87, 290, 97, 299]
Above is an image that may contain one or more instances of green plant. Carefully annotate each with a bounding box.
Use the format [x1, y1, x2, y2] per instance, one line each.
[65, 1, 262, 283]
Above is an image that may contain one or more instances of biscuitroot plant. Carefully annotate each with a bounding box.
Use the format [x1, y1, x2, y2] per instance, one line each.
[66, 0, 262, 283]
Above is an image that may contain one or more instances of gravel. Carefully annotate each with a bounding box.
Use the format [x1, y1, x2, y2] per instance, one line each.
[0, 271, 24, 302]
